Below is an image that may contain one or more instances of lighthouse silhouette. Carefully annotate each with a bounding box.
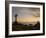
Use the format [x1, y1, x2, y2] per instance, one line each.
[15, 14, 18, 23]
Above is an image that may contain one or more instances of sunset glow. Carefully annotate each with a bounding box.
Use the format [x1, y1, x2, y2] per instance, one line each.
[17, 16, 40, 23]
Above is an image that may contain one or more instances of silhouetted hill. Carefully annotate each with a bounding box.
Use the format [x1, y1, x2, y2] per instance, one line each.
[32, 21, 40, 30]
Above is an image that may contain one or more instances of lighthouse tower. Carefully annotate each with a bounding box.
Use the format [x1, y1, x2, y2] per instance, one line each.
[15, 14, 18, 23]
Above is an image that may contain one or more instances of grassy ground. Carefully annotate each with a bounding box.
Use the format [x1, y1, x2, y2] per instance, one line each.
[12, 24, 40, 31]
[12, 21, 40, 31]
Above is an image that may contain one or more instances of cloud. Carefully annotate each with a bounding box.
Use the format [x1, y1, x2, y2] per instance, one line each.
[12, 7, 40, 17]
[12, 7, 40, 22]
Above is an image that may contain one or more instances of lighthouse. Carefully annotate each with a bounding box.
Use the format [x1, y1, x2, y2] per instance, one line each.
[15, 14, 18, 23]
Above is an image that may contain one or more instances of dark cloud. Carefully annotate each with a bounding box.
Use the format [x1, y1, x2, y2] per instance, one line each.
[12, 7, 40, 17]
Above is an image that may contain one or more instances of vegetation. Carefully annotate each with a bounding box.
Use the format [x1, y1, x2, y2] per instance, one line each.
[12, 21, 40, 31]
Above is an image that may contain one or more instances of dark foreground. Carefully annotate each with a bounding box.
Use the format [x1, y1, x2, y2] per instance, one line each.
[12, 22, 40, 31]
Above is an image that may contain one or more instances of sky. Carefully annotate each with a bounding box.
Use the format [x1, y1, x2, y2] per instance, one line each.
[12, 7, 40, 24]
